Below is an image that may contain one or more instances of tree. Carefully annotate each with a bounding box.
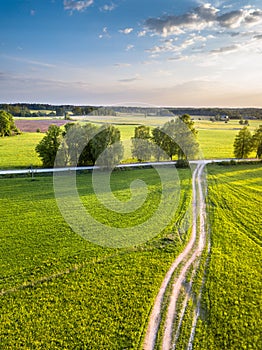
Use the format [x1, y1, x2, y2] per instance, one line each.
[152, 116, 199, 161]
[131, 125, 152, 162]
[72, 106, 83, 116]
[35, 125, 62, 167]
[151, 127, 169, 161]
[174, 114, 199, 160]
[78, 123, 99, 166]
[233, 126, 253, 159]
[252, 125, 262, 158]
[61, 123, 123, 167]
[0, 111, 20, 136]
[62, 123, 88, 165]
[55, 107, 65, 117]
[92, 125, 123, 167]
[152, 120, 178, 161]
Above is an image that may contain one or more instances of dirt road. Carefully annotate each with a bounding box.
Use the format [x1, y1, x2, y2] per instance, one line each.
[143, 161, 208, 350]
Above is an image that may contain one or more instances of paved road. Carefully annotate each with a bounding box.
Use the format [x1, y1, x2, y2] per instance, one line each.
[0, 158, 252, 176]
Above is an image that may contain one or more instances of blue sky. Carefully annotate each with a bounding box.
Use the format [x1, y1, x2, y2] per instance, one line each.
[0, 0, 262, 106]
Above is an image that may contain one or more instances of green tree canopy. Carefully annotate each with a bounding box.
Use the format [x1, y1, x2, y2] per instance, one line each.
[152, 116, 199, 161]
[131, 125, 152, 162]
[252, 125, 262, 159]
[174, 114, 199, 160]
[0, 111, 20, 137]
[152, 120, 178, 161]
[61, 123, 123, 167]
[151, 127, 169, 161]
[35, 125, 62, 167]
[233, 126, 253, 159]
[92, 125, 123, 167]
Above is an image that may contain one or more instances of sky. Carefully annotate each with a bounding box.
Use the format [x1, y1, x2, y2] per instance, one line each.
[0, 0, 262, 107]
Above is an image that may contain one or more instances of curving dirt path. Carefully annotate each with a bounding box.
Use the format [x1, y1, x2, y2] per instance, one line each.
[143, 161, 207, 350]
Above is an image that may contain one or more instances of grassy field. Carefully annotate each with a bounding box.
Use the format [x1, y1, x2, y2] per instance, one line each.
[1, 118, 260, 169]
[193, 163, 262, 349]
[0, 133, 43, 169]
[0, 168, 192, 348]
[0, 153, 261, 348]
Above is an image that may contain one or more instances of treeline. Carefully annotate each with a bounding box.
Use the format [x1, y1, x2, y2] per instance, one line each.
[36, 123, 123, 168]
[169, 108, 262, 119]
[35, 115, 200, 168]
[131, 115, 199, 163]
[108, 106, 262, 119]
[0, 104, 97, 117]
[1, 104, 262, 119]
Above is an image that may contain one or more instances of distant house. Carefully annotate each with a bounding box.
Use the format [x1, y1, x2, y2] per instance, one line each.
[220, 114, 229, 121]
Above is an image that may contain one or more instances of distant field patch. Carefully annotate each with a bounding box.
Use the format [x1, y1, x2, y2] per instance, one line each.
[15, 119, 69, 133]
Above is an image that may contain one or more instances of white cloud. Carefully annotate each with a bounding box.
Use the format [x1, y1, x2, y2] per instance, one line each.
[210, 44, 240, 54]
[99, 27, 111, 39]
[138, 30, 147, 37]
[167, 55, 189, 61]
[126, 44, 134, 51]
[114, 63, 131, 67]
[118, 75, 140, 83]
[254, 34, 262, 40]
[146, 34, 207, 54]
[1, 54, 56, 68]
[64, 0, 93, 12]
[119, 28, 134, 35]
[145, 4, 262, 36]
[100, 3, 116, 12]
[145, 3, 219, 37]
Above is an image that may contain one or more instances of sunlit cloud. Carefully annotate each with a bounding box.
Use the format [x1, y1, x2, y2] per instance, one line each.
[100, 3, 116, 12]
[144, 4, 262, 36]
[64, 0, 93, 12]
[118, 75, 140, 83]
[114, 63, 131, 67]
[119, 28, 134, 34]
[125, 44, 134, 51]
[99, 26, 111, 39]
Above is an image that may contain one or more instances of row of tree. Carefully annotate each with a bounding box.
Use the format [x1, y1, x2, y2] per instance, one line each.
[35, 123, 123, 168]
[233, 126, 262, 158]
[131, 115, 199, 162]
[35, 115, 199, 168]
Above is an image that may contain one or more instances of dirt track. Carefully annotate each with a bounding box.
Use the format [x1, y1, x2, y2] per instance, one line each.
[143, 162, 207, 350]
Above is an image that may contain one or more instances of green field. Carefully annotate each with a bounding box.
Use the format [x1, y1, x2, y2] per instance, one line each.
[0, 133, 43, 169]
[0, 168, 192, 348]
[193, 164, 262, 349]
[0, 160, 261, 348]
[0, 118, 260, 169]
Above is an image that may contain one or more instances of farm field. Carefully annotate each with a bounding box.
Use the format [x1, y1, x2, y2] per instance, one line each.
[0, 133, 43, 169]
[0, 117, 260, 169]
[193, 164, 262, 349]
[0, 167, 192, 348]
[0, 155, 261, 348]
[14, 118, 68, 133]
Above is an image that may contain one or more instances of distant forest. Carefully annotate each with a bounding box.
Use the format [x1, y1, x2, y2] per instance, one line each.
[1, 103, 262, 119]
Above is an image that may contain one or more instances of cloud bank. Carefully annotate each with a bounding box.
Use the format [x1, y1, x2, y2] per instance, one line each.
[145, 3, 262, 36]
